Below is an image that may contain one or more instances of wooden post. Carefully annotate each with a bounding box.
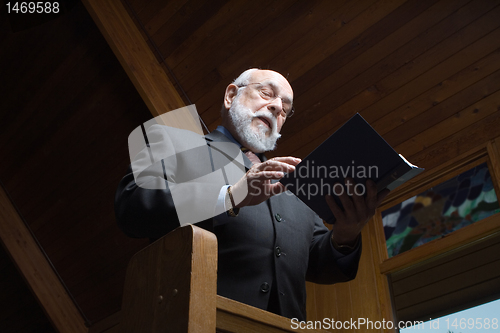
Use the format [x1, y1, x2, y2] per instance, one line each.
[119, 225, 218, 332]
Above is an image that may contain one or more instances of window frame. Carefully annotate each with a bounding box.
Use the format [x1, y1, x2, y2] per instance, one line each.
[373, 138, 500, 275]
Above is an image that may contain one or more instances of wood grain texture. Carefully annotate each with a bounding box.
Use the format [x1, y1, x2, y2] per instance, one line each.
[119, 225, 217, 333]
[216, 296, 330, 333]
[88, 295, 333, 333]
[0, 185, 87, 333]
[391, 231, 500, 322]
[83, 0, 185, 117]
[305, 219, 396, 333]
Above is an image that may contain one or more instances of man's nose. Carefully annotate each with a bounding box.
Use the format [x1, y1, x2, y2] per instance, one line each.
[267, 97, 283, 116]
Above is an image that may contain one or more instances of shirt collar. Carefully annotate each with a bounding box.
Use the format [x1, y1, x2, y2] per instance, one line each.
[215, 126, 242, 147]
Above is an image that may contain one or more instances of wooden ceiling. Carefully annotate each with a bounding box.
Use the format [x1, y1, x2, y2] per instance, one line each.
[125, 0, 500, 169]
[1, 0, 500, 329]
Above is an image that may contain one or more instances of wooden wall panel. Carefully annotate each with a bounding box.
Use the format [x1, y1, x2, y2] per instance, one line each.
[306, 218, 395, 332]
[0, 185, 87, 332]
[0, 1, 151, 326]
[391, 232, 500, 322]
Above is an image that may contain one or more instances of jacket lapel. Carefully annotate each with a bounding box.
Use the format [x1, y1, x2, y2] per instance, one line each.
[204, 131, 253, 170]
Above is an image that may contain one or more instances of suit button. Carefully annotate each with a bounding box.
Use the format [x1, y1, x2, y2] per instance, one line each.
[275, 213, 282, 222]
[260, 282, 270, 293]
[275, 246, 281, 257]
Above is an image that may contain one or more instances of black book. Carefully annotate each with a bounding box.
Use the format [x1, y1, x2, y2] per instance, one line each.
[280, 113, 424, 224]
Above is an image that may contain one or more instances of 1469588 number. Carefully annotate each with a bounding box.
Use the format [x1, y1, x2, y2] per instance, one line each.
[6, 2, 60, 14]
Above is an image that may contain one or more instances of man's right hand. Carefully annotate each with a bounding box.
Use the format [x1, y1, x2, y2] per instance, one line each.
[230, 156, 301, 208]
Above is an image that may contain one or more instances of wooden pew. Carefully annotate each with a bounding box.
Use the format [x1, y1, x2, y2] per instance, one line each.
[99, 225, 329, 333]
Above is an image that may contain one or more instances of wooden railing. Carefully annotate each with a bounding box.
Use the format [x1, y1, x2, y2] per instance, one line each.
[90, 225, 328, 333]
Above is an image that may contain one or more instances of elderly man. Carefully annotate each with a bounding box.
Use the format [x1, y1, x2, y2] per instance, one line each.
[115, 68, 388, 321]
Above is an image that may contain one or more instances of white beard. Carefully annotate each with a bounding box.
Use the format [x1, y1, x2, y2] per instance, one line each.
[228, 97, 281, 153]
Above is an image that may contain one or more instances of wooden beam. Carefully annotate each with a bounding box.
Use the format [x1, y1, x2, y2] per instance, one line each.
[82, 0, 185, 118]
[487, 137, 500, 201]
[0, 185, 88, 333]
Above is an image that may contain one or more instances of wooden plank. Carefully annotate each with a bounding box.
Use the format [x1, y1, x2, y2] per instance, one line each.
[1, 45, 109, 184]
[200, 0, 467, 128]
[391, 230, 500, 282]
[487, 137, 500, 202]
[201, 0, 407, 127]
[368, 215, 397, 333]
[149, 0, 210, 52]
[397, 275, 500, 322]
[307, 218, 397, 333]
[290, 0, 437, 98]
[155, 0, 229, 59]
[365, 28, 500, 132]
[138, 0, 193, 37]
[408, 110, 500, 170]
[119, 225, 217, 332]
[216, 296, 330, 333]
[372, 47, 500, 136]
[0, 26, 104, 159]
[379, 214, 500, 274]
[0, 185, 88, 333]
[383, 36, 500, 148]
[278, 0, 499, 158]
[168, 0, 280, 93]
[124, 0, 154, 15]
[175, 0, 302, 93]
[92, 296, 332, 333]
[350, 221, 393, 333]
[82, 0, 185, 118]
[196, 0, 371, 123]
[395, 86, 500, 157]
[392, 238, 500, 293]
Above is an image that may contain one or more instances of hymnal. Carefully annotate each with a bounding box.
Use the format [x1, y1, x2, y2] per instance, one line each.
[280, 113, 423, 224]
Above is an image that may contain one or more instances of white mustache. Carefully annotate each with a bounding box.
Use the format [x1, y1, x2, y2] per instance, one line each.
[252, 110, 278, 133]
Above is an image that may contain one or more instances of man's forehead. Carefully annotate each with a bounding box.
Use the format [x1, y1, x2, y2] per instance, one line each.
[250, 70, 293, 98]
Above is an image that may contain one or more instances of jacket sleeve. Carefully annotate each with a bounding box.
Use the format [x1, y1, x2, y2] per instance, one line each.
[114, 125, 243, 239]
[306, 216, 362, 284]
[114, 163, 181, 239]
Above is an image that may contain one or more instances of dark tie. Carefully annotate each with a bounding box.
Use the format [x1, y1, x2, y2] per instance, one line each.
[241, 147, 261, 166]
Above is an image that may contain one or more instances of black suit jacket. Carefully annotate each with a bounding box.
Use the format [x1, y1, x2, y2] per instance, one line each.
[115, 125, 361, 321]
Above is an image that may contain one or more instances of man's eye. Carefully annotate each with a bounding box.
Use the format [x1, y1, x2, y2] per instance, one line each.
[260, 89, 273, 97]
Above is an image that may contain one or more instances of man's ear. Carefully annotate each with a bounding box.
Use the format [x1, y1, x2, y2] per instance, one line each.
[224, 84, 239, 110]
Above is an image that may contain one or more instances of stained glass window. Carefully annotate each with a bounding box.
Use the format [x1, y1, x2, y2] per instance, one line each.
[382, 162, 500, 258]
